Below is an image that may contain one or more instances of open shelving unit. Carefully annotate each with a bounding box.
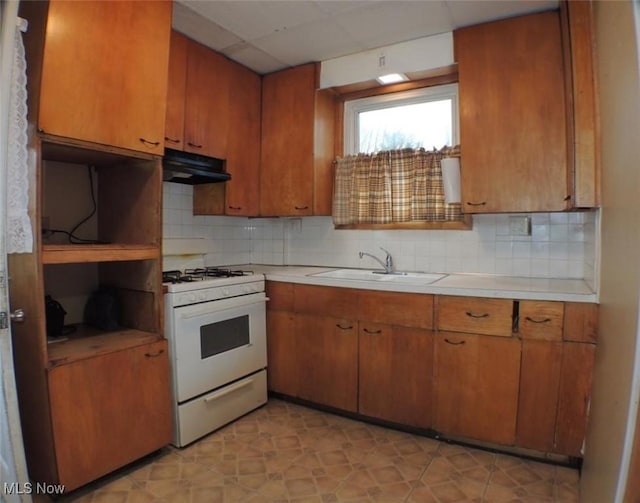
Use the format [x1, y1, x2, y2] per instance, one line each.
[8, 134, 170, 491]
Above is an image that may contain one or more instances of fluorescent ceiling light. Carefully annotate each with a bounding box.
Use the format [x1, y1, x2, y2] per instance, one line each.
[376, 73, 409, 85]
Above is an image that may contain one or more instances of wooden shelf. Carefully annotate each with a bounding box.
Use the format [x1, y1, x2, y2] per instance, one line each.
[47, 326, 163, 367]
[42, 244, 159, 264]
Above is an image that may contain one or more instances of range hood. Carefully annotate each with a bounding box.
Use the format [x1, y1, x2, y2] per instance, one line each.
[162, 148, 231, 185]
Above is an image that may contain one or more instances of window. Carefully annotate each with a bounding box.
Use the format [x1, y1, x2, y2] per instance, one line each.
[344, 83, 459, 155]
[334, 82, 469, 229]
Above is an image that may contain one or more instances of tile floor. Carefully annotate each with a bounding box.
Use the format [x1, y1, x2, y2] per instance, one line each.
[59, 399, 580, 502]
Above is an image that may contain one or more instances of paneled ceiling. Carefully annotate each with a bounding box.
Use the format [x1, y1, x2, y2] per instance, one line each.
[173, 0, 559, 75]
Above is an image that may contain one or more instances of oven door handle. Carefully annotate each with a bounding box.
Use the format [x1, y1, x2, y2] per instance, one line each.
[203, 378, 255, 403]
[179, 296, 267, 320]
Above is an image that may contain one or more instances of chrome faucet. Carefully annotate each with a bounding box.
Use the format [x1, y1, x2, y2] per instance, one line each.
[359, 247, 395, 274]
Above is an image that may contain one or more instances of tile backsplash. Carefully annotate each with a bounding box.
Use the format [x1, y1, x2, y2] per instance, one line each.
[163, 182, 599, 287]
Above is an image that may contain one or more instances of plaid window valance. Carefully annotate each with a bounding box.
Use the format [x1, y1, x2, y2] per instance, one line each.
[332, 146, 463, 226]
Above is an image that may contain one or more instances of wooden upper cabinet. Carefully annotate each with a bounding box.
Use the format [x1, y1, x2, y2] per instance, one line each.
[455, 11, 568, 213]
[183, 39, 231, 159]
[561, 0, 600, 208]
[192, 59, 261, 216]
[261, 63, 336, 216]
[37, 0, 171, 154]
[220, 60, 261, 216]
[164, 30, 188, 149]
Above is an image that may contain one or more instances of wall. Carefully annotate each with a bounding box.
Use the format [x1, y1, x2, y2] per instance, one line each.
[163, 182, 598, 285]
[580, 2, 640, 502]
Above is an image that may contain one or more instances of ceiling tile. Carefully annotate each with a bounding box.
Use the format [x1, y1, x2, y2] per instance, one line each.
[172, 2, 242, 51]
[252, 19, 366, 67]
[334, 1, 454, 50]
[179, 0, 329, 42]
[446, 0, 559, 28]
[173, 0, 562, 75]
[222, 44, 289, 75]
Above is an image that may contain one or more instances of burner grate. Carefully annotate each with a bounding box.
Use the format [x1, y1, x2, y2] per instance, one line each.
[163, 268, 254, 283]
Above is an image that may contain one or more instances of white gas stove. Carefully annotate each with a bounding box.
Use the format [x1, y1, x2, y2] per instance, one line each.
[163, 267, 268, 447]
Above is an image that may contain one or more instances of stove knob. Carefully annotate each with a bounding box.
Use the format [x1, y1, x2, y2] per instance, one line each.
[189, 294, 197, 303]
[198, 293, 207, 301]
[222, 288, 230, 297]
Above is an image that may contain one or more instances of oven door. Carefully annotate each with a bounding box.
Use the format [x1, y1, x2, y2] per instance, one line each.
[171, 292, 267, 403]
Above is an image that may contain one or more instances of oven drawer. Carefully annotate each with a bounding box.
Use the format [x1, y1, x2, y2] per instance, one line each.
[173, 369, 267, 447]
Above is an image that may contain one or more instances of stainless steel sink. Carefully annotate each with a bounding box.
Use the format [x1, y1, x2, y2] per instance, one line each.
[310, 269, 446, 285]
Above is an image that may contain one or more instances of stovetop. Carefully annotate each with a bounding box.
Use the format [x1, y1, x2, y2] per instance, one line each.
[163, 267, 264, 296]
[163, 267, 254, 284]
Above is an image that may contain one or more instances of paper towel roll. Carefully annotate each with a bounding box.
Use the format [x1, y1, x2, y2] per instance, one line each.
[441, 157, 461, 204]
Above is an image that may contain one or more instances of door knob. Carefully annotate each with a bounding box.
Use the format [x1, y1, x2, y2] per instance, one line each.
[0, 309, 25, 329]
[10, 308, 25, 322]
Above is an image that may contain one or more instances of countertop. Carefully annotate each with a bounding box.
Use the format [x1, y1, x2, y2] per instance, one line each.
[244, 265, 598, 303]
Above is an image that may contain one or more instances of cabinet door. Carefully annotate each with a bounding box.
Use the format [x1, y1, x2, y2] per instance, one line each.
[434, 333, 521, 445]
[555, 342, 596, 456]
[47, 341, 171, 490]
[261, 64, 316, 216]
[296, 314, 358, 412]
[192, 61, 261, 216]
[164, 30, 188, 149]
[517, 340, 563, 451]
[38, 0, 171, 154]
[223, 61, 262, 216]
[266, 310, 297, 396]
[359, 323, 433, 428]
[455, 11, 568, 212]
[184, 39, 230, 159]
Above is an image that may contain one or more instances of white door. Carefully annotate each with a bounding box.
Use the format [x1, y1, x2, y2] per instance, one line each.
[0, 1, 31, 501]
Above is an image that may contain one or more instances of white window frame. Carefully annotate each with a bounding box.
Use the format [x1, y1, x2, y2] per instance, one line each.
[343, 83, 459, 155]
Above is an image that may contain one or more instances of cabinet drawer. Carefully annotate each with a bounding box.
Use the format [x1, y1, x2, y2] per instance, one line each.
[437, 296, 513, 337]
[519, 301, 564, 341]
[358, 290, 434, 329]
[294, 284, 358, 318]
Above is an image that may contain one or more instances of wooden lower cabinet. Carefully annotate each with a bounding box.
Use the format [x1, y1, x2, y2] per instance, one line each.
[359, 323, 433, 428]
[295, 314, 358, 412]
[517, 340, 564, 451]
[266, 310, 298, 397]
[433, 332, 521, 446]
[265, 281, 598, 458]
[517, 339, 596, 456]
[555, 342, 596, 456]
[47, 341, 171, 491]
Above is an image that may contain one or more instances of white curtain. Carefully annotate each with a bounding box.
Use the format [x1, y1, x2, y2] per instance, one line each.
[6, 15, 32, 254]
[0, 2, 32, 500]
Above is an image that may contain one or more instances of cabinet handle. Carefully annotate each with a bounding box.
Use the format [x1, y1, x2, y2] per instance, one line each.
[144, 349, 165, 358]
[139, 138, 160, 147]
[336, 324, 353, 330]
[444, 338, 466, 345]
[228, 206, 242, 210]
[164, 136, 181, 144]
[294, 205, 309, 210]
[466, 201, 487, 206]
[363, 328, 382, 334]
[564, 195, 572, 201]
[465, 311, 489, 319]
[525, 316, 552, 324]
[187, 141, 203, 148]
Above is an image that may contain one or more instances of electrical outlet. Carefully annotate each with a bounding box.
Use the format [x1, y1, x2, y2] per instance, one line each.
[41, 216, 54, 238]
[288, 218, 302, 233]
[509, 216, 531, 236]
